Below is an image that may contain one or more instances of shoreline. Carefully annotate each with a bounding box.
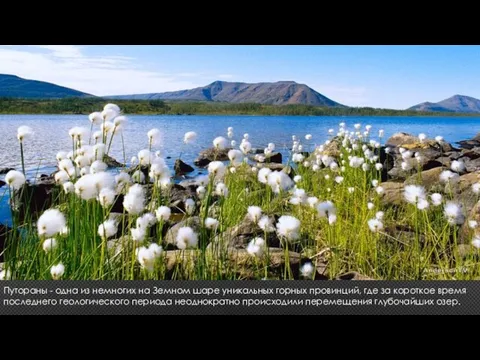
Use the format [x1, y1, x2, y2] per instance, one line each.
[1, 112, 480, 117]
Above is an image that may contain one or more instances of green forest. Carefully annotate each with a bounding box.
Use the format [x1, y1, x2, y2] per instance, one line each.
[0, 97, 475, 117]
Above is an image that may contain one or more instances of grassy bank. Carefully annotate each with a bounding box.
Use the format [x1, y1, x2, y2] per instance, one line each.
[1, 103, 480, 280]
[0, 97, 477, 117]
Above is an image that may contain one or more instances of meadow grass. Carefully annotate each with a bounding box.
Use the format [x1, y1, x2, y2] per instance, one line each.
[1, 104, 480, 281]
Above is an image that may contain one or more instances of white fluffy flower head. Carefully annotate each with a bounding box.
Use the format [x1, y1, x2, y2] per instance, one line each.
[37, 209, 66, 238]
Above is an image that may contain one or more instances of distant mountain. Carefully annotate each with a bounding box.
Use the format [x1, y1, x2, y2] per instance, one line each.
[107, 80, 346, 107]
[0, 74, 93, 99]
[409, 95, 480, 113]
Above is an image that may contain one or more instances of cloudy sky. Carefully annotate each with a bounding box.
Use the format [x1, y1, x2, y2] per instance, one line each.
[1, 45, 480, 109]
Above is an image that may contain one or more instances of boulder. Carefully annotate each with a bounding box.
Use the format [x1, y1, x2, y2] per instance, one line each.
[335, 272, 373, 280]
[265, 152, 282, 164]
[445, 151, 463, 160]
[174, 159, 194, 176]
[0, 168, 14, 175]
[404, 167, 444, 192]
[320, 139, 341, 157]
[194, 147, 231, 167]
[209, 215, 280, 252]
[459, 157, 480, 173]
[459, 198, 480, 244]
[104, 154, 123, 168]
[385, 132, 418, 147]
[12, 182, 55, 223]
[378, 181, 405, 206]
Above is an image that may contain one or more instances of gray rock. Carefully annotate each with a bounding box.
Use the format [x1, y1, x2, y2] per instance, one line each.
[209, 215, 279, 252]
[265, 152, 282, 164]
[194, 147, 231, 167]
[404, 167, 444, 192]
[385, 132, 418, 147]
[460, 157, 480, 173]
[379, 181, 405, 206]
[104, 154, 123, 168]
[335, 272, 373, 280]
[0, 168, 14, 175]
[174, 159, 194, 176]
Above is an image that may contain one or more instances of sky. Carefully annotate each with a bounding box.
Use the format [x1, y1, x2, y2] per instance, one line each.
[1, 45, 479, 110]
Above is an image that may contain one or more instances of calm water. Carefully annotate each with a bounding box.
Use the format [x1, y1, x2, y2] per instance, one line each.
[1, 114, 480, 224]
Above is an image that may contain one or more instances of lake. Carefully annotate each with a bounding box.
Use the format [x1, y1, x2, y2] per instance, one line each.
[1, 114, 480, 224]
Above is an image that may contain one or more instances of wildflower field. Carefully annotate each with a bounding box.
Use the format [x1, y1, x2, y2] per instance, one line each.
[1, 103, 480, 280]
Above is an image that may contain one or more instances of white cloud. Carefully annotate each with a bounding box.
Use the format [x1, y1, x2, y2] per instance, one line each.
[0, 45, 203, 96]
[217, 74, 234, 80]
[308, 84, 370, 107]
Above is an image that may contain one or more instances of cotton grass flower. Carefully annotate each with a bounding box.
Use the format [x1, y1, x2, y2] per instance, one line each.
[267, 171, 294, 194]
[257, 167, 271, 184]
[196, 186, 206, 199]
[132, 170, 146, 184]
[367, 202, 375, 210]
[468, 220, 478, 229]
[5, 170, 26, 190]
[37, 209, 66, 238]
[430, 193, 443, 206]
[247, 237, 265, 257]
[50, 263, 65, 280]
[131, 227, 146, 243]
[208, 161, 226, 179]
[63, 181, 74, 194]
[349, 156, 364, 168]
[293, 175, 302, 183]
[300, 262, 315, 278]
[148, 128, 162, 146]
[213, 136, 228, 150]
[136, 213, 156, 230]
[307, 197, 319, 208]
[472, 236, 480, 249]
[348, 187, 355, 194]
[317, 201, 336, 218]
[440, 170, 459, 183]
[90, 160, 107, 174]
[404, 185, 426, 204]
[418, 133, 427, 142]
[290, 188, 307, 205]
[185, 198, 195, 215]
[228, 149, 243, 165]
[276, 215, 301, 242]
[435, 136, 444, 143]
[444, 202, 464, 225]
[292, 153, 305, 163]
[123, 184, 145, 215]
[205, 217, 219, 230]
[17, 125, 34, 142]
[240, 140, 252, 154]
[89, 112, 103, 125]
[155, 206, 171, 222]
[368, 218, 384, 233]
[417, 199, 429, 210]
[137, 246, 158, 273]
[0, 269, 11, 280]
[472, 183, 480, 194]
[97, 188, 116, 208]
[184, 131, 197, 144]
[258, 215, 275, 232]
[247, 206, 262, 223]
[375, 211, 384, 220]
[215, 183, 229, 197]
[176, 227, 199, 249]
[451, 160, 466, 173]
[42, 238, 58, 253]
[98, 219, 117, 240]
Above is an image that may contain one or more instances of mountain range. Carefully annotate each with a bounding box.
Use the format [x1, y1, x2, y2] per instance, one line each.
[0, 74, 92, 99]
[408, 95, 480, 113]
[1, 73, 480, 113]
[106, 80, 346, 107]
